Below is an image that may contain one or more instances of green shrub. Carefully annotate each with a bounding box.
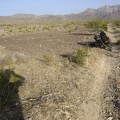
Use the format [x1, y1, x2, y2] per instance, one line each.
[42, 26, 51, 31]
[62, 47, 88, 65]
[75, 49, 88, 65]
[7, 29, 13, 33]
[64, 22, 77, 29]
[112, 20, 120, 28]
[85, 19, 109, 31]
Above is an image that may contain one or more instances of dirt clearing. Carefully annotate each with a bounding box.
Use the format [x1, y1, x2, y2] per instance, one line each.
[0, 25, 119, 120]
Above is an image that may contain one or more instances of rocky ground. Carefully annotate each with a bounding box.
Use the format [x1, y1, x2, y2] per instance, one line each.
[0, 25, 119, 120]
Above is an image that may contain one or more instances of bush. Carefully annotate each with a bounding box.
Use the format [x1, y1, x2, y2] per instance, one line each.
[61, 47, 88, 65]
[42, 25, 51, 31]
[64, 22, 77, 32]
[75, 49, 88, 65]
[85, 19, 109, 31]
[112, 20, 120, 28]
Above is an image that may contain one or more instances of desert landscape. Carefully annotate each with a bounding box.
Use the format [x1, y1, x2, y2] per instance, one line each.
[0, 4, 120, 120]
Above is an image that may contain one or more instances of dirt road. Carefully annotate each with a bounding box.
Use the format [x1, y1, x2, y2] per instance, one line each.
[80, 52, 111, 120]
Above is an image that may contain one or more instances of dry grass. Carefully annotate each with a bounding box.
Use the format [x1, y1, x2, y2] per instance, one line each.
[14, 46, 106, 120]
[15, 51, 96, 120]
[0, 23, 114, 119]
[0, 22, 82, 36]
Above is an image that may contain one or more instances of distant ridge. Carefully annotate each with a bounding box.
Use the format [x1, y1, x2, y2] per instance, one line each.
[66, 5, 120, 20]
[0, 5, 120, 23]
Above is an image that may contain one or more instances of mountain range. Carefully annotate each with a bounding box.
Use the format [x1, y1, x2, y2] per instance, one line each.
[0, 5, 120, 23]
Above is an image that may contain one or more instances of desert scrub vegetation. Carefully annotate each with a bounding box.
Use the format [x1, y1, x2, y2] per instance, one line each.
[41, 47, 88, 67]
[75, 48, 88, 65]
[0, 68, 24, 112]
[112, 20, 120, 28]
[62, 47, 89, 65]
[63, 21, 79, 32]
[63, 21, 76, 28]
[0, 21, 83, 36]
[43, 54, 54, 65]
[21, 52, 92, 119]
[84, 19, 109, 32]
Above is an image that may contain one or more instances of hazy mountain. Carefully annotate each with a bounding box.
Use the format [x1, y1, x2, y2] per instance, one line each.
[56, 5, 119, 21]
[69, 5, 120, 20]
[12, 14, 37, 19]
[104, 10, 120, 20]
[0, 5, 120, 23]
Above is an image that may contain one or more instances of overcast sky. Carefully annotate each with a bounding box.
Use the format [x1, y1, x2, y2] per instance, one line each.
[0, 0, 120, 16]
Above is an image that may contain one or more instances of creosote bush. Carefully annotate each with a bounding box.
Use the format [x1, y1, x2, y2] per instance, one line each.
[63, 47, 88, 65]
[75, 48, 88, 65]
[85, 19, 109, 31]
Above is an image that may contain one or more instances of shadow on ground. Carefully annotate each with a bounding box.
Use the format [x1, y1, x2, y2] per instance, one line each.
[77, 41, 92, 46]
[70, 32, 95, 36]
[0, 69, 25, 120]
[77, 41, 117, 50]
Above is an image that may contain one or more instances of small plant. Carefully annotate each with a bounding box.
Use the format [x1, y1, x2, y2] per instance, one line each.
[43, 55, 54, 65]
[75, 48, 88, 65]
[42, 26, 50, 31]
[9, 29, 13, 33]
[26, 28, 33, 33]
[85, 19, 109, 31]
[61, 47, 88, 65]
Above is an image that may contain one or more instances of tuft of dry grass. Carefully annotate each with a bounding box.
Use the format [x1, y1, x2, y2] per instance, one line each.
[43, 54, 54, 65]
